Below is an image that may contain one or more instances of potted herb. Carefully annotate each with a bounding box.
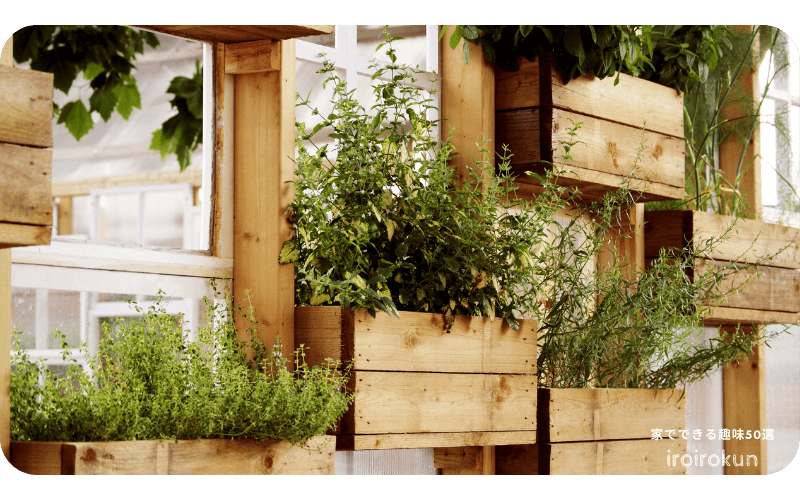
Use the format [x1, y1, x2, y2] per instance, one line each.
[9, 290, 352, 475]
[281, 32, 550, 451]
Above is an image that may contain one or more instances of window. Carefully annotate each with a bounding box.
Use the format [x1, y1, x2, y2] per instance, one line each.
[761, 29, 800, 226]
[10, 30, 226, 373]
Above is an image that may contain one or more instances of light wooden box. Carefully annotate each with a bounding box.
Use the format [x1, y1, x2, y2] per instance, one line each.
[295, 306, 538, 451]
[495, 55, 685, 202]
[645, 210, 800, 325]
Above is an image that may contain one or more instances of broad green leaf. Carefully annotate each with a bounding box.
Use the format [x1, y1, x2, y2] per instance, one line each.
[462, 25, 479, 40]
[89, 85, 119, 122]
[113, 82, 142, 120]
[449, 25, 464, 50]
[57, 100, 93, 141]
[83, 62, 105, 81]
[279, 240, 299, 264]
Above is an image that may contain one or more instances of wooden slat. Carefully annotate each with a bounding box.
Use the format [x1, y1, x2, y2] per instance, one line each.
[496, 107, 685, 195]
[338, 430, 538, 451]
[0, 66, 53, 148]
[225, 40, 280, 74]
[12, 436, 334, 475]
[703, 306, 800, 326]
[434, 446, 481, 469]
[9, 442, 63, 474]
[0, 222, 51, 249]
[495, 56, 684, 139]
[233, 40, 296, 361]
[496, 439, 685, 475]
[539, 388, 686, 442]
[214, 43, 235, 260]
[295, 306, 538, 374]
[691, 211, 799, 269]
[344, 372, 537, 435]
[132, 25, 333, 44]
[0, 142, 52, 226]
[56, 196, 73, 235]
[696, 259, 800, 313]
[52, 168, 202, 197]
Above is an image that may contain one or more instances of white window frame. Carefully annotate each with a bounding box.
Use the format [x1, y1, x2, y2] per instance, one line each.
[10, 42, 228, 369]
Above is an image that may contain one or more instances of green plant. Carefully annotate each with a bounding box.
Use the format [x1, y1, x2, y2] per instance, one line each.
[531, 128, 795, 389]
[281, 30, 557, 330]
[12, 25, 202, 170]
[444, 25, 732, 92]
[10, 287, 353, 447]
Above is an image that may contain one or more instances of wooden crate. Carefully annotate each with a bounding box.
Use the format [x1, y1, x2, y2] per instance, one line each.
[0, 65, 53, 248]
[488, 388, 687, 475]
[495, 55, 685, 202]
[294, 306, 538, 450]
[10, 435, 335, 475]
[644, 210, 800, 325]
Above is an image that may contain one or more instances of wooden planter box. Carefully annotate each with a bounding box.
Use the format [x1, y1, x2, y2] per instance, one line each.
[0, 65, 53, 249]
[10, 435, 335, 475]
[491, 388, 687, 475]
[294, 306, 538, 451]
[495, 55, 685, 202]
[644, 210, 800, 325]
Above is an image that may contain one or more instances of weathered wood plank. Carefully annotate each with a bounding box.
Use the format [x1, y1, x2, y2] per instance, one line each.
[56, 196, 72, 235]
[0, 142, 52, 226]
[52, 169, 202, 197]
[295, 306, 537, 374]
[12, 436, 334, 475]
[696, 259, 800, 313]
[0, 222, 51, 249]
[434, 446, 481, 469]
[225, 40, 280, 74]
[539, 388, 686, 442]
[0, 36, 11, 462]
[703, 306, 800, 326]
[0, 66, 53, 148]
[495, 56, 684, 139]
[644, 210, 800, 269]
[496, 107, 685, 201]
[497, 439, 686, 475]
[132, 25, 333, 44]
[344, 372, 537, 435]
[338, 430, 538, 451]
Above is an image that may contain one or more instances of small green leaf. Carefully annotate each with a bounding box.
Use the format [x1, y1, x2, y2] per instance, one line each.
[279, 240, 299, 264]
[449, 25, 464, 50]
[57, 100, 93, 141]
[89, 85, 118, 122]
[113, 82, 141, 120]
[462, 25, 479, 40]
[82, 62, 105, 81]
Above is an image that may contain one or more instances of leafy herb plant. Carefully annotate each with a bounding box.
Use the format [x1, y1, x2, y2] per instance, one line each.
[10, 289, 353, 446]
[281, 31, 556, 329]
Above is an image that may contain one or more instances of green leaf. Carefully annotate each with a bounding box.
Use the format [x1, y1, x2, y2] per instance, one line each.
[449, 25, 464, 50]
[113, 82, 142, 120]
[89, 85, 118, 122]
[83, 62, 105, 81]
[462, 25, 479, 40]
[279, 240, 299, 264]
[463, 40, 470, 65]
[57, 100, 93, 141]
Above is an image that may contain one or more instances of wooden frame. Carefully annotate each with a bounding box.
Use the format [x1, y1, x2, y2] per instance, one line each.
[10, 435, 335, 475]
[644, 209, 800, 325]
[495, 54, 685, 202]
[295, 306, 538, 451]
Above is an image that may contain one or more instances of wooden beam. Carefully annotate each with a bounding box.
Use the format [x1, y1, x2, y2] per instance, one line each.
[52, 169, 202, 197]
[56, 196, 73, 235]
[1, 32, 12, 463]
[132, 25, 333, 45]
[722, 325, 768, 474]
[0, 66, 53, 148]
[233, 39, 296, 361]
[213, 42, 235, 260]
[441, 25, 497, 474]
[0, 142, 52, 226]
[225, 40, 280, 75]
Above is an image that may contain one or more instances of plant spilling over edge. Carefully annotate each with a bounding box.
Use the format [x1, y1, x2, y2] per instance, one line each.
[281, 30, 558, 330]
[447, 25, 732, 92]
[10, 285, 353, 447]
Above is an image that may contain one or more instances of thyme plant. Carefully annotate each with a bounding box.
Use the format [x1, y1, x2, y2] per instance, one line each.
[10, 290, 353, 446]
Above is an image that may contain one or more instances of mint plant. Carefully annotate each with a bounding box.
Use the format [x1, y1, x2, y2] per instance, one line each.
[10, 287, 353, 446]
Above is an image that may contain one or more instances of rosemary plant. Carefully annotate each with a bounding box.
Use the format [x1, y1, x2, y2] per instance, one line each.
[10, 289, 353, 446]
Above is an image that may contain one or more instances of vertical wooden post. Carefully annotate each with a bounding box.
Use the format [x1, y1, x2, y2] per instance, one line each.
[1, 33, 13, 463]
[719, 26, 767, 475]
[56, 197, 73, 235]
[232, 39, 296, 362]
[441, 26, 496, 475]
